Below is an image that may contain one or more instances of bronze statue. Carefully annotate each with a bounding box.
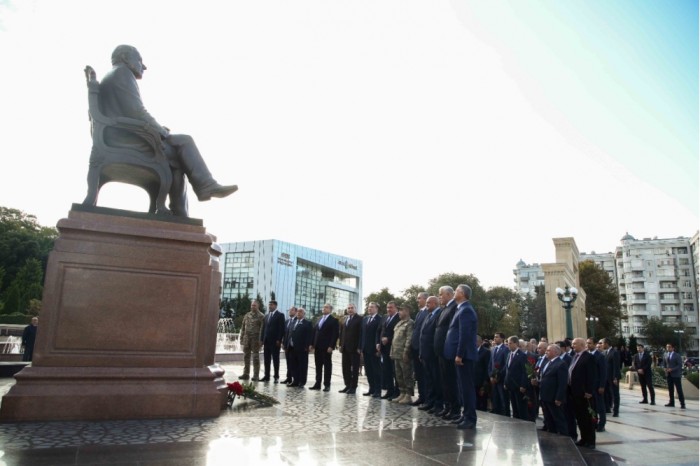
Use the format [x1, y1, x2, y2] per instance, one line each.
[83, 45, 237, 217]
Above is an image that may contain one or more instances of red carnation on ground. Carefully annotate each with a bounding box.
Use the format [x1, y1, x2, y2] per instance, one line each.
[227, 381, 244, 396]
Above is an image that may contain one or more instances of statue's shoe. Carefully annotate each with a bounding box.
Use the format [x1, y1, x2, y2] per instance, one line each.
[196, 183, 238, 201]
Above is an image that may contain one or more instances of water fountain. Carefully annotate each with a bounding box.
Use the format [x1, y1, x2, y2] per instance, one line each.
[1, 336, 22, 355]
[215, 318, 242, 362]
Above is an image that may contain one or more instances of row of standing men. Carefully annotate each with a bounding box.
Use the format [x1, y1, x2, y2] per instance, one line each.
[238, 286, 480, 430]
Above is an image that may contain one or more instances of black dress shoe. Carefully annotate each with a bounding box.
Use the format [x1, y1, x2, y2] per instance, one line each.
[436, 408, 450, 417]
[363, 392, 372, 396]
[412, 399, 424, 407]
[308, 385, 321, 390]
[323, 387, 331, 392]
[238, 375, 249, 380]
[372, 393, 382, 398]
[346, 389, 356, 395]
[665, 403, 675, 407]
[451, 416, 464, 424]
[259, 377, 270, 382]
[274, 378, 279, 384]
[280, 379, 289, 384]
[418, 404, 433, 411]
[650, 401, 656, 405]
[575, 440, 587, 446]
[381, 393, 391, 399]
[596, 426, 605, 432]
[427, 406, 441, 415]
[612, 413, 619, 417]
[339, 387, 349, 393]
[288, 383, 299, 387]
[196, 183, 238, 201]
[297, 385, 304, 389]
[639, 400, 648, 404]
[444, 412, 462, 421]
[681, 405, 686, 409]
[456, 421, 476, 430]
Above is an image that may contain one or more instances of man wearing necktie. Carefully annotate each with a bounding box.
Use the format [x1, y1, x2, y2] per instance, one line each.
[410, 292, 429, 406]
[538, 344, 569, 436]
[530, 341, 548, 423]
[260, 300, 286, 383]
[632, 344, 655, 405]
[663, 342, 686, 409]
[339, 304, 363, 395]
[288, 308, 312, 388]
[489, 332, 510, 417]
[434, 286, 460, 420]
[504, 335, 529, 421]
[309, 304, 339, 392]
[280, 306, 297, 384]
[418, 296, 442, 411]
[587, 338, 607, 432]
[379, 302, 401, 399]
[360, 302, 382, 397]
[568, 338, 596, 449]
[601, 337, 621, 417]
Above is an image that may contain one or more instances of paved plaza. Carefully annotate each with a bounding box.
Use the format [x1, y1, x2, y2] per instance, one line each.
[0, 354, 696, 465]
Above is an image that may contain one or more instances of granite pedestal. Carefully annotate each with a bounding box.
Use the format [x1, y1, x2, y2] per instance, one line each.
[0, 206, 226, 421]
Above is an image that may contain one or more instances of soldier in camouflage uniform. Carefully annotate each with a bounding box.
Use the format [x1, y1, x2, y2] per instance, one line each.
[390, 304, 415, 404]
[239, 301, 264, 380]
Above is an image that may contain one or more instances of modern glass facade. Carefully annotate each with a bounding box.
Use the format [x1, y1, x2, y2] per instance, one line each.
[219, 240, 362, 318]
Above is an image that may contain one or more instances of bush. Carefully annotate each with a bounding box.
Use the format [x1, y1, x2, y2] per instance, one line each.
[652, 367, 667, 388]
[687, 372, 699, 389]
[0, 313, 32, 325]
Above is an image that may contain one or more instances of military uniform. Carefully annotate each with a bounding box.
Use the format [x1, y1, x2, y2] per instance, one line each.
[240, 309, 264, 379]
[390, 318, 415, 401]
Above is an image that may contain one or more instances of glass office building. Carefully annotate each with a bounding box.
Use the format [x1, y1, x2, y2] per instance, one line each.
[219, 240, 363, 318]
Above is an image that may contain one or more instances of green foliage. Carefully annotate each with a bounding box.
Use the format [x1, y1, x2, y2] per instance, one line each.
[628, 334, 638, 353]
[520, 285, 547, 340]
[579, 260, 622, 340]
[640, 317, 691, 353]
[484, 286, 520, 338]
[0, 313, 33, 325]
[1, 284, 22, 315]
[652, 367, 667, 388]
[615, 335, 627, 349]
[686, 372, 699, 388]
[400, 284, 425, 317]
[364, 288, 402, 314]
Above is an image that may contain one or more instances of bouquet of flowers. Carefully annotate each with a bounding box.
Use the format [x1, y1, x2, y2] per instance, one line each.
[227, 381, 279, 407]
[587, 399, 598, 425]
[490, 363, 501, 380]
[525, 356, 537, 379]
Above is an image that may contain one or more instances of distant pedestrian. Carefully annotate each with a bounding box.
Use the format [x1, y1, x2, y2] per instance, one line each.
[21, 317, 38, 362]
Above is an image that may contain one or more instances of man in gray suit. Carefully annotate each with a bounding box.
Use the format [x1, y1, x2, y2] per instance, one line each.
[663, 342, 686, 409]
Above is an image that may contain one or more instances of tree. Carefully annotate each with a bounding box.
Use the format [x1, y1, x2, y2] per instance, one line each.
[400, 284, 425, 318]
[426, 272, 492, 333]
[364, 288, 401, 315]
[640, 317, 692, 353]
[498, 300, 522, 338]
[483, 286, 519, 338]
[628, 334, 638, 353]
[579, 260, 623, 340]
[520, 285, 547, 340]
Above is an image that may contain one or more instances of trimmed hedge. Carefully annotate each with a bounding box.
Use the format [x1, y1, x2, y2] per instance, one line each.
[687, 372, 699, 388]
[0, 314, 32, 325]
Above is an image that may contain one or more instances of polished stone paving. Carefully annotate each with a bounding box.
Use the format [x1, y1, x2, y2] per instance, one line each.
[0, 354, 695, 465]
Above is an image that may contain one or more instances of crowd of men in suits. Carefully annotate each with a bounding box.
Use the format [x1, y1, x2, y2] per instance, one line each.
[238, 292, 687, 446]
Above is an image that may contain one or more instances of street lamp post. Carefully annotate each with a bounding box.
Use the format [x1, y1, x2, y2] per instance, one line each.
[587, 316, 599, 339]
[673, 330, 685, 355]
[556, 285, 579, 340]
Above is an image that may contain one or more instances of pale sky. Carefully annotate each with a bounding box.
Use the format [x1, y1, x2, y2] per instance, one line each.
[1, 1, 697, 299]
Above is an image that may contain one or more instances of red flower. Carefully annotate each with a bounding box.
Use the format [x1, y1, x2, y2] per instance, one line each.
[527, 356, 537, 366]
[227, 381, 244, 396]
[495, 363, 500, 369]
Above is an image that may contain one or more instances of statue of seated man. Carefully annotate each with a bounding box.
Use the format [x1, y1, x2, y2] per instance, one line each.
[100, 44, 237, 216]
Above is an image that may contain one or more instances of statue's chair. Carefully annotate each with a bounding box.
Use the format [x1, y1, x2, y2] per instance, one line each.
[82, 66, 172, 215]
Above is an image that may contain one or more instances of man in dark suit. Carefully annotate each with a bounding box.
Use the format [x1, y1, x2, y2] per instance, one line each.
[601, 337, 621, 417]
[557, 341, 573, 367]
[663, 342, 686, 409]
[410, 292, 429, 406]
[444, 284, 479, 429]
[434, 286, 459, 419]
[474, 336, 491, 412]
[569, 338, 597, 449]
[418, 296, 442, 412]
[99, 45, 237, 216]
[530, 341, 548, 423]
[379, 301, 400, 399]
[361, 302, 382, 397]
[288, 308, 312, 388]
[261, 300, 286, 383]
[587, 338, 607, 432]
[280, 306, 297, 384]
[504, 335, 529, 421]
[309, 303, 339, 392]
[632, 344, 655, 405]
[339, 303, 363, 395]
[489, 332, 510, 417]
[539, 344, 569, 436]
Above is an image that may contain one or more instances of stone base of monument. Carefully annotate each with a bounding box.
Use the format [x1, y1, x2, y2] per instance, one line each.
[0, 206, 227, 422]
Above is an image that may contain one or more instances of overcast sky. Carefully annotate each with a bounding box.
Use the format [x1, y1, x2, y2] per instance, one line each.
[1, 1, 697, 299]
